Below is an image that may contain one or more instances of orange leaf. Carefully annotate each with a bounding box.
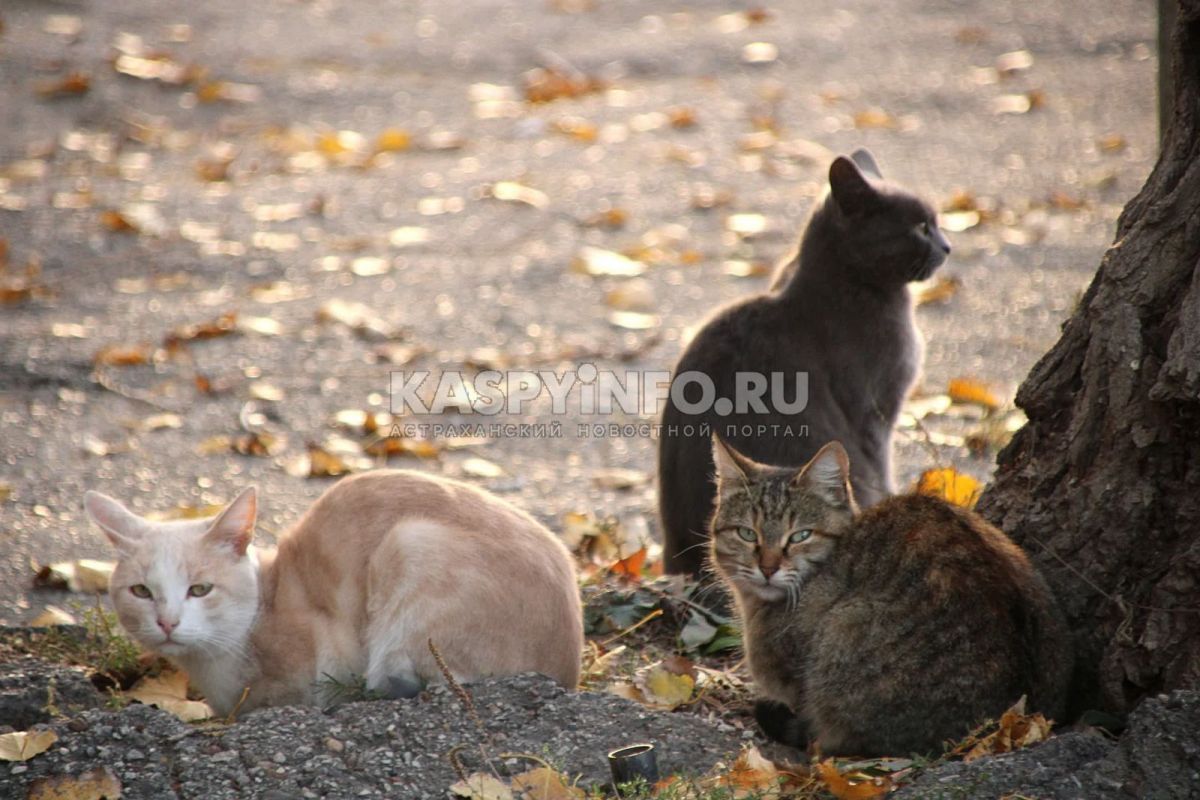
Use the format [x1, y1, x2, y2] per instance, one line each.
[947, 378, 1001, 410]
[94, 344, 151, 367]
[816, 760, 891, 800]
[610, 547, 647, 579]
[916, 468, 983, 509]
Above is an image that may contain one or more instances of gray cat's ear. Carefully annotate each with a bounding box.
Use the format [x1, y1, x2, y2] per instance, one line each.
[828, 156, 879, 216]
[794, 441, 855, 508]
[84, 490, 144, 553]
[849, 148, 883, 179]
[205, 487, 257, 557]
[712, 434, 759, 486]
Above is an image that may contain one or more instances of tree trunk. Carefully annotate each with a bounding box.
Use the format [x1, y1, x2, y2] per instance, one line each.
[976, 1, 1200, 716]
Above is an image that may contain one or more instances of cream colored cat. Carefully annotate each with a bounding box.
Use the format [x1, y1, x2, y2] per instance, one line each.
[84, 470, 583, 715]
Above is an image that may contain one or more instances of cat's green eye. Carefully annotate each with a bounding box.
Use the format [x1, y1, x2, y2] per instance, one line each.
[788, 529, 814, 545]
[130, 584, 152, 599]
[188, 583, 213, 598]
[736, 527, 758, 543]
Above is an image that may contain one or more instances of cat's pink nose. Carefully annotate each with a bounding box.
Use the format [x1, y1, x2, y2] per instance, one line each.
[157, 618, 177, 635]
[760, 563, 779, 579]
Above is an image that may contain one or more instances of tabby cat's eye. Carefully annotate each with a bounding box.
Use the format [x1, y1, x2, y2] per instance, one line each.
[130, 584, 152, 599]
[188, 583, 213, 598]
[736, 527, 758, 543]
[788, 529, 814, 545]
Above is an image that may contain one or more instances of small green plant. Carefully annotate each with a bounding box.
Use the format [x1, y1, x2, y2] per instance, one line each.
[315, 672, 388, 708]
[26, 601, 141, 681]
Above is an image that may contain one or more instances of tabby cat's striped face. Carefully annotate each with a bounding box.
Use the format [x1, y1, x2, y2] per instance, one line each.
[709, 440, 855, 604]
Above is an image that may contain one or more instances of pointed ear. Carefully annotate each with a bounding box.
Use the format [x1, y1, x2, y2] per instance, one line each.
[849, 147, 883, 180]
[711, 434, 761, 487]
[205, 487, 257, 557]
[794, 442, 855, 509]
[84, 490, 146, 554]
[828, 156, 879, 216]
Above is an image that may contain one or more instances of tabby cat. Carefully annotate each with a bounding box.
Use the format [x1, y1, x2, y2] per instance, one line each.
[85, 470, 583, 715]
[659, 149, 951, 575]
[709, 437, 1071, 756]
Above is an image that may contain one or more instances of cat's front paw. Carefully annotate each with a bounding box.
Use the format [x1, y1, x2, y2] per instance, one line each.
[753, 698, 810, 749]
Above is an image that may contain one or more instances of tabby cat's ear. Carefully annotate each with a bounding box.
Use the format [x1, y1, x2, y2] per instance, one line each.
[712, 435, 760, 486]
[205, 487, 257, 557]
[849, 147, 883, 180]
[794, 441, 855, 509]
[828, 156, 879, 216]
[84, 491, 144, 554]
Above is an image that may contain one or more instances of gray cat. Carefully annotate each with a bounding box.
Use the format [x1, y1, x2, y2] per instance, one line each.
[657, 149, 950, 576]
[709, 436, 1071, 756]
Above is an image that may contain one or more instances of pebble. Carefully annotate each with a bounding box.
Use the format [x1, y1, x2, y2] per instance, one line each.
[272, 751, 287, 764]
[325, 737, 344, 753]
[127, 749, 145, 761]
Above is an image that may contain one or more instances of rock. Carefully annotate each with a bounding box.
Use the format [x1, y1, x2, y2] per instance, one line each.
[0, 655, 105, 729]
[895, 691, 1200, 800]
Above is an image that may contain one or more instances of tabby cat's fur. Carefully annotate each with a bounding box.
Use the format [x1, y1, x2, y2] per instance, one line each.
[709, 437, 1071, 756]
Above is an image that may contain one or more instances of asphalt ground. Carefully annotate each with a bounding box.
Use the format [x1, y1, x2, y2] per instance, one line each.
[0, 0, 1156, 622]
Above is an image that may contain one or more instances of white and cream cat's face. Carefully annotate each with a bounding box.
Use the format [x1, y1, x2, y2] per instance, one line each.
[84, 488, 261, 661]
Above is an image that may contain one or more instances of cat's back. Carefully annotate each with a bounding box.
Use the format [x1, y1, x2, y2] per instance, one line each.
[269, 469, 576, 612]
[674, 291, 816, 376]
[841, 493, 1036, 599]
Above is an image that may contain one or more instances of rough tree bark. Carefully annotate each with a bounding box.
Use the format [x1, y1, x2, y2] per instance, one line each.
[977, 1, 1200, 715]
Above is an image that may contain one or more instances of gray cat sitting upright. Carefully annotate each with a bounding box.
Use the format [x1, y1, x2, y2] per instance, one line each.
[657, 149, 951, 576]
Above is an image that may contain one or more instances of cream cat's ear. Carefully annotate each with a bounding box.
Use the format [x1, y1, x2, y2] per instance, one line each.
[205, 487, 257, 557]
[795, 441, 856, 509]
[84, 490, 144, 553]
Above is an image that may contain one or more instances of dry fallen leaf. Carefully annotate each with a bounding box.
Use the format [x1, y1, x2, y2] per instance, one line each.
[916, 468, 983, 509]
[0, 729, 58, 762]
[37, 72, 90, 98]
[605, 279, 657, 311]
[317, 299, 398, 340]
[489, 181, 549, 209]
[523, 66, 603, 104]
[607, 311, 659, 330]
[30, 606, 77, 627]
[639, 664, 695, 709]
[592, 468, 649, 490]
[853, 108, 896, 129]
[449, 773, 513, 800]
[572, 246, 646, 277]
[962, 696, 1053, 762]
[816, 759, 891, 799]
[94, 344, 151, 367]
[126, 669, 213, 721]
[948, 378, 1002, 410]
[461, 457, 505, 479]
[28, 766, 122, 800]
[508, 767, 584, 800]
[33, 559, 115, 593]
[716, 746, 781, 794]
[914, 275, 962, 305]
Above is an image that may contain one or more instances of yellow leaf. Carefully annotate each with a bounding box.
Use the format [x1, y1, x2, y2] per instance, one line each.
[448, 773, 514, 800]
[816, 760, 891, 799]
[30, 606, 76, 627]
[28, 766, 122, 800]
[607, 311, 659, 331]
[948, 378, 1001, 410]
[126, 669, 214, 721]
[375, 128, 411, 153]
[509, 767, 584, 800]
[916, 468, 983, 508]
[0, 729, 58, 761]
[914, 276, 962, 305]
[640, 664, 695, 710]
